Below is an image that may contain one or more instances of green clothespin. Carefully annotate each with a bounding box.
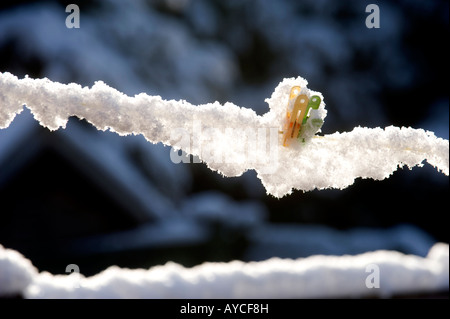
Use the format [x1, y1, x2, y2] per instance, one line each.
[301, 95, 321, 125]
[297, 95, 322, 140]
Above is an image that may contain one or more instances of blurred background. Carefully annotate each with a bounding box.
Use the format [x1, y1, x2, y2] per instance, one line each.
[0, 0, 448, 279]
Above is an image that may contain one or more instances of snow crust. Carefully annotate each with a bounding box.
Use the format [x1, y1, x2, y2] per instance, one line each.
[1, 72, 448, 197]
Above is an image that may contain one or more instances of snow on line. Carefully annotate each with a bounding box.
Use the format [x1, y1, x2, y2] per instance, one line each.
[0, 243, 448, 298]
[0, 72, 448, 197]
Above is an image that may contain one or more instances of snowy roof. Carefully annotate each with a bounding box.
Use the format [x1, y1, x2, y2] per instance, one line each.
[0, 109, 178, 221]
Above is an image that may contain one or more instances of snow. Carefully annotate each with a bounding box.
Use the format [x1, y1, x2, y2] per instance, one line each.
[0, 244, 38, 297]
[1, 72, 448, 197]
[1, 242, 447, 298]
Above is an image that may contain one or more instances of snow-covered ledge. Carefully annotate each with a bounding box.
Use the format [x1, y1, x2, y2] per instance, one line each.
[0, 243, 448, 298]
[1, 72, 448, 197]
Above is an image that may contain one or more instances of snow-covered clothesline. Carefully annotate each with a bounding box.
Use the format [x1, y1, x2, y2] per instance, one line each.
[0, 243, 448, 298]
[0, 72, 448, 197]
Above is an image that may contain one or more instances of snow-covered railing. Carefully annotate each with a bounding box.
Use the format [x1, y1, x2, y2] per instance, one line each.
[0, 72, 448, 197]
[0, 243, 448, 298]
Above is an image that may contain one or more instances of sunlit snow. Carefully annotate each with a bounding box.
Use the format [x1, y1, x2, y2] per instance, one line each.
[0, 243, 448, 298]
